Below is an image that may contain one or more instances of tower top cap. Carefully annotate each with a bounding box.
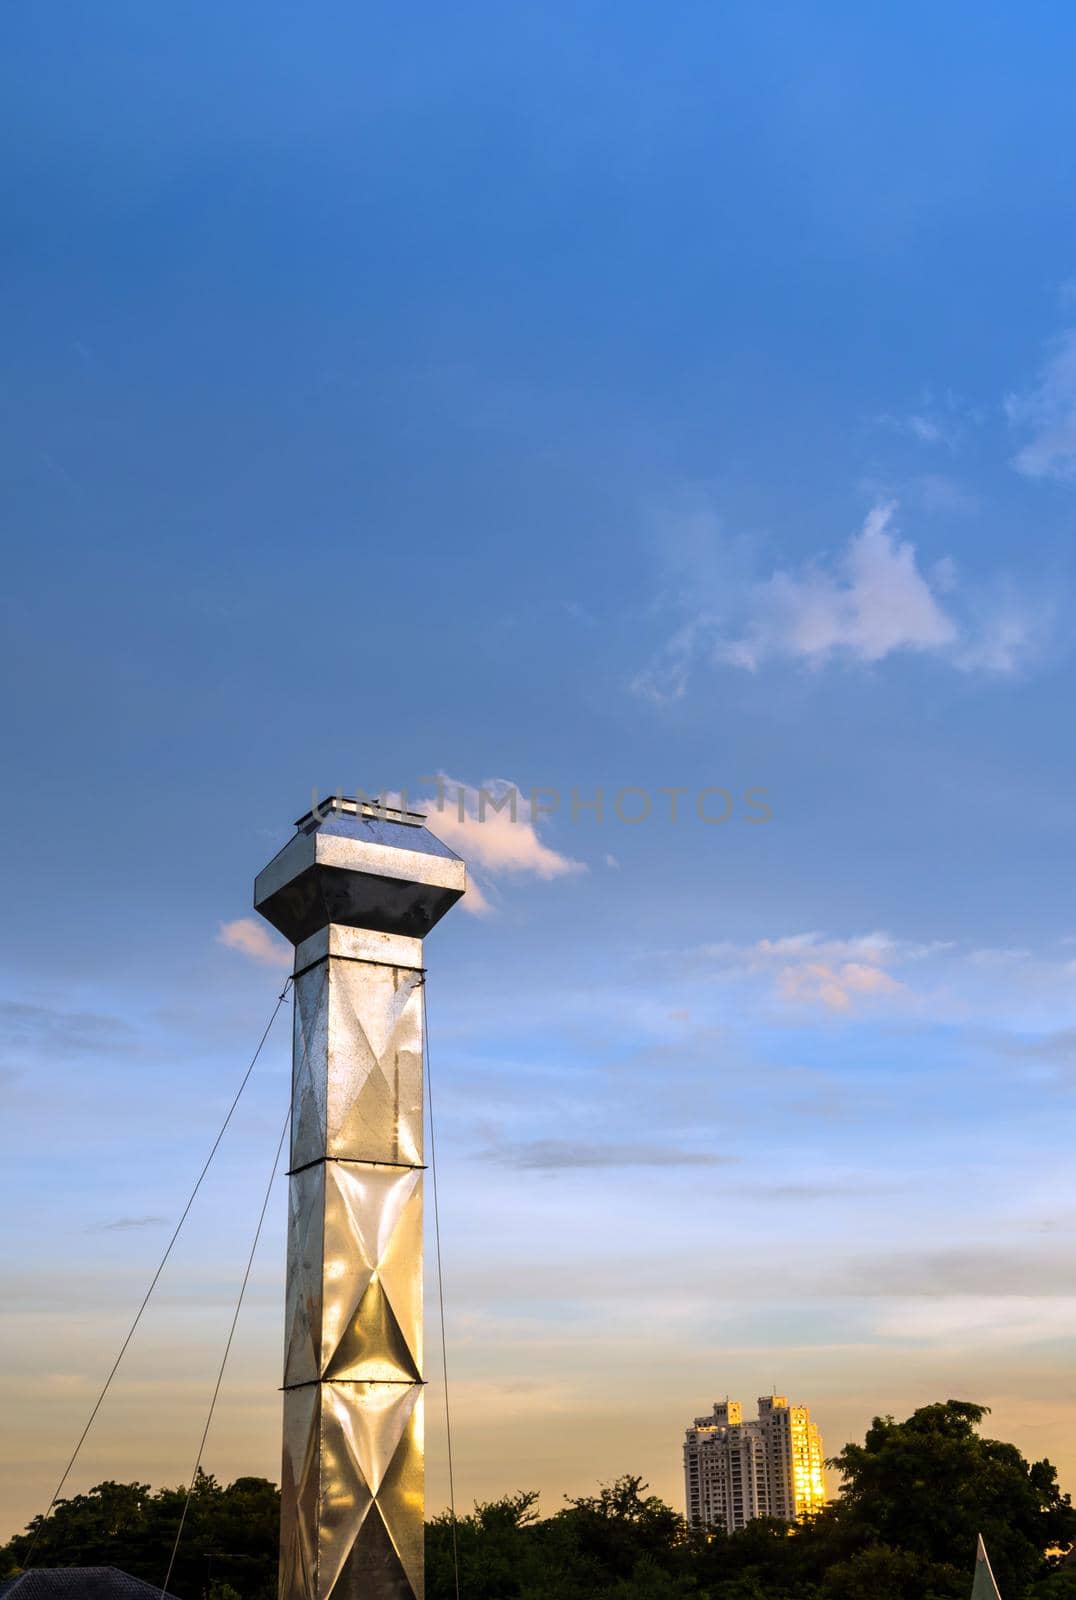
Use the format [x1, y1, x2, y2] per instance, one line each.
[254, 795, 465, 945]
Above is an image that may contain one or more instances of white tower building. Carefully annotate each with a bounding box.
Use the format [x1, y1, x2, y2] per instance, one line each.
[684, 1394, 826, 1531]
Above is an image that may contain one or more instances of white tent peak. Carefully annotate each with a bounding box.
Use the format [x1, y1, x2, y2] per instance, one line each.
[971, 1534, 1003, 1600]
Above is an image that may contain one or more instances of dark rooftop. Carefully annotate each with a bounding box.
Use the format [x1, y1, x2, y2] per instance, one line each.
[0, 1569, 179, 1600]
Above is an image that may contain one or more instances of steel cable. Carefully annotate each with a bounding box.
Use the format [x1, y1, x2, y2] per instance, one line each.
[160, 962, 320, 1596]
[25, 979, 293, 1567]
[159, 1102, 292, 1598]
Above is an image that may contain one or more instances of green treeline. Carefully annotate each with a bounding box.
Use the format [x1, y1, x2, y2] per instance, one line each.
[4, 1402, 1075, 1600]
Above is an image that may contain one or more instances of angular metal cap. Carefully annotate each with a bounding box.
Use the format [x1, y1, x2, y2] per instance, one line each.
[254, 796, 466, 945]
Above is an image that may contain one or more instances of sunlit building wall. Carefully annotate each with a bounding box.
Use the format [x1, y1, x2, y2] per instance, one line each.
[684, 1394, 826, 1531]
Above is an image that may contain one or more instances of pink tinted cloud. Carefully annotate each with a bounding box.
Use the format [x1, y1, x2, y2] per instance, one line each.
[217, 917, 292, 968]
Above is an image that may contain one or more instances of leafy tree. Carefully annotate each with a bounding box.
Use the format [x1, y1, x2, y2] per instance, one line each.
[688, 1516, 819, 1598]
[555, 1474, 688, 1582]
[819, 1542, 966, 1600]
[1033, 1569, 1076, 1599]
[828, 1400, 1076, 1599]
[606, 1553, 699, 1598]
[0, 1474, 279, 1600]
[427, 1489, 543, 1598]
[427, 1478, 696, 1600]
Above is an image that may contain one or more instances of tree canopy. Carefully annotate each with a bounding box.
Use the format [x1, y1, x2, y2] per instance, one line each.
[0, 1473, 279, 1600]
[3, 1401, 1073, 1600]
[824, 1400, 1075, 1599]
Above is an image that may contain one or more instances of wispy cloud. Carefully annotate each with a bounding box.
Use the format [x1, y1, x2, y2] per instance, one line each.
[750, 1179, 898, 1202]
[776, 961, 905, 1012]
[910, 474, 979, 516]
[637, 502, 1040, 696]
[216, 917, 292, 968]
[875, 390, 981, 451]
[485, 1139, 733, 1170]
[842, 1246, 1067, 1299]
[1008, 329, 1076, 479]
[632, 618, 706, 705]
[0, 1001, 133, 1054]
[718, 503, 991, 672]
[693, 928, 1076, 1032]
[700, 930, 944, 1014]
[412, 776, 585, 916]
[873, 1294, 1076, 1345]
[87, 1215, 167, 1233]
[705, 931, 947, 967]
[878, 409, 954, 449]
[904, 413, 950, 445]
[986, 1027, 1076, 1066]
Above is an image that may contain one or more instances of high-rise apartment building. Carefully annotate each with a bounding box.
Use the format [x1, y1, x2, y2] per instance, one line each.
[684, 1393, 826, 1531]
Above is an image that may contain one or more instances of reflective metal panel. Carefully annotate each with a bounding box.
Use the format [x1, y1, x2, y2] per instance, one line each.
[326, 963, 423, 1166]
[292, 966, 330, 1171]
[283, 1163, 326, 1388]
[279, 949, 426, 1599]
[280, 1379, 424, 1600]
[280, 1383, 320, 1600]
[321, 1163, 422, 1381]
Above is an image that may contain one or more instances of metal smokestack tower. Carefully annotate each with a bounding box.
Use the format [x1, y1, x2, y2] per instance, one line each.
[255, 796, 465, 1600]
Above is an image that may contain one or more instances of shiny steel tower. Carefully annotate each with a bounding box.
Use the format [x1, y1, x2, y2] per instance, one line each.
[255, 796, 465, 1600]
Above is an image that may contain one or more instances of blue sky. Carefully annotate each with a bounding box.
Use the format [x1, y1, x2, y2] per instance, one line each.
[4, 0, 1076, 1538]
